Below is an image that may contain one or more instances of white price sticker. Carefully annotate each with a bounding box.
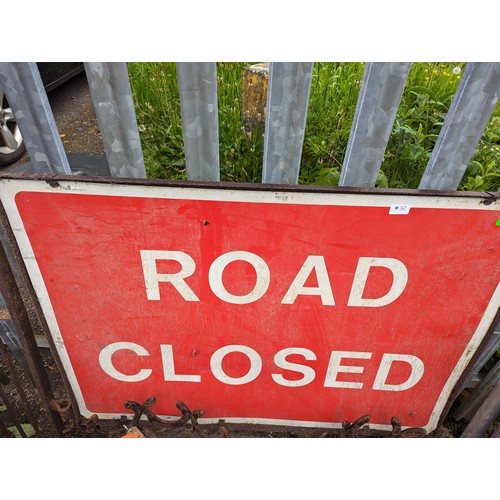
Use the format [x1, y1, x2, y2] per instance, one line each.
[389, 204, 411, 215]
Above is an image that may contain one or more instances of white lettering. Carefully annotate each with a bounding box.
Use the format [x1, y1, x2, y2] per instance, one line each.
[272, 348, 317, 387]
[161, 344, 201, 382]
[372, 353, 424, 391]
[98, 341, 426, 392]
[208, 251, 270, 304]
[140, 250, 199, 301]
[140, 250, 409, 307]
[99, 342, 152, 382]
[324, 351, 372, 389]
[210, 345, 262, 385]
[347, 257, 408, 307]
[281, 256, 335, 305]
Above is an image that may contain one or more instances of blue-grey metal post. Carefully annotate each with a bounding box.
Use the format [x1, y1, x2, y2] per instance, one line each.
[460, 378, 500, 438]
[0, 62, 71, 174]
[339, 62, 411, 188]
[85, 62, 146, 178]
[176, 63, 220, 182]
[262, 62, 314, 185]
[454, 358, 500, 422]
[464, 322, 500, 388]
[419, 63, 500, 191]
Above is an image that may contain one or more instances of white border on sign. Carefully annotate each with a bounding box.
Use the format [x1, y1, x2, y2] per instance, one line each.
[1, 178, 499, 432]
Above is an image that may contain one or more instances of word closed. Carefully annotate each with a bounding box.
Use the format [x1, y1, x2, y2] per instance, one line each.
[99, 342, 425, 392]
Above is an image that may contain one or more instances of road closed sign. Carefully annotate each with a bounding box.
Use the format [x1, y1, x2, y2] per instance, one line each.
[0, 177, 499, 432]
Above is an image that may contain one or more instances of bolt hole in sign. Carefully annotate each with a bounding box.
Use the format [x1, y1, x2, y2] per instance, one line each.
[0, 177, 499, 433]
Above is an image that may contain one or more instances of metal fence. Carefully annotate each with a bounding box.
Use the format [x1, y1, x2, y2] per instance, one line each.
[0, 61, 499, 437]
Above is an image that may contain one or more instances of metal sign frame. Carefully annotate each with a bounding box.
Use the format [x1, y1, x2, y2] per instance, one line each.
[0, 173, 499, 434]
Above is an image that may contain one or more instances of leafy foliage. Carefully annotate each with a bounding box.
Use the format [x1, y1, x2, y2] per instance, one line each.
[128, 62, 500, 191]
[7, 423, 36, 438]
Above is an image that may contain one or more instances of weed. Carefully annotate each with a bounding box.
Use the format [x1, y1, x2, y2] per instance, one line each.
[128, 62, 500, 191]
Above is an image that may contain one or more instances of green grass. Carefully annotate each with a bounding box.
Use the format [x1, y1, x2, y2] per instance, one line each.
[382, 63, 466, 188]
[128, 62, 500, 191]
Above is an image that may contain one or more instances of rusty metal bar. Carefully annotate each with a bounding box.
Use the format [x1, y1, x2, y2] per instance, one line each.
[0, 336, 40, 434]
[0, 365, 7, 385]
[0, 219, 28, 290]
[491, 423, 500, 438]
[460, 378, 500, 437]
[176, 63, 220, 182]
[1, 170, 497, 200]
[0, 201, 80, 427]
[0, 217, 64, 436]
[0, 411, 11, 437]
[339, 62, 412, 187]
[262, 62, 314, 184]
[419, 62, 500, 190]
[0, 383, 27, 437]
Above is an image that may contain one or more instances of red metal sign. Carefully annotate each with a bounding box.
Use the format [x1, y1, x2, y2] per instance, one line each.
[1, 178, 499, 432]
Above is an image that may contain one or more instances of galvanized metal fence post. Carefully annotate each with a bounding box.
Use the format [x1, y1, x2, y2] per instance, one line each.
[460, 378, 500, 437]
[85, 62, 146, 178]
[0, 335, 40, 436]
[454, 358, 500, 422]
[419, 62, 500, 190]
[262, 62, 314, 185]
[176, 63, 220, 182]
[0, 293, 30, 375]
[339, 62, 412, 187]
[0, 62, 71, 174]
[463, 322, 500, 388]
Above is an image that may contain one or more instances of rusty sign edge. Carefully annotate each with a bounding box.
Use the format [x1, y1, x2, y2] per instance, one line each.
[0, 170, 498, 201]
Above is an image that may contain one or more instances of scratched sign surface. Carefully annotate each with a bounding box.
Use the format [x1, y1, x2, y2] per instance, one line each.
[1, 178, 499, 432]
